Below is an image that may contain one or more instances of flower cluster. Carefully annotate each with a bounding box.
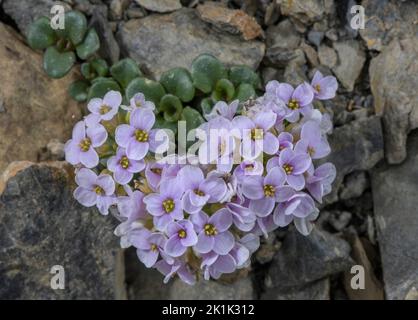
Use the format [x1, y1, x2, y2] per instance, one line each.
[65, 71, 338, 285]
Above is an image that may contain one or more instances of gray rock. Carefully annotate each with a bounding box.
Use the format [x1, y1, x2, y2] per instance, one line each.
[265, 228, 353, 291]
[328, 211, 352, 231]
[339, 171, 369, 200]
[369, 37, 418, 164]
[266, 19, 301, 51]
[168, 277, 254, 300]
[301, 41, 319, 67]
[2, 0, 70, 35]
[360, 0, 418, 51]
[89, 5, 120, 64]
[278, 0, 326, 24]
[318, 45, 337, 68]
[0, 162, 125, 299]
[116, 8, 265, 79]
[134, 0, 182, 13]
[332, 40, 366, 92]
[307, 30, 324, 47]
[262, 278, 330, 300]
[323, 116, 384, 204]
[371, 131, 418, 299]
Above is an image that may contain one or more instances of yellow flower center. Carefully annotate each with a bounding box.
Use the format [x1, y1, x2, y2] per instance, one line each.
[204, 224, 218, 236]
[151, 168, 162, 175]
[283, 164, 294, 175]
[194, 189, 205, 197]
[94, 185, 104, 195]
[245, 163, 255, 171]
[250, 128, 263, 140]
[178, 229, 187, 239]
[79, 138, 91, 152]
[263, 184, 275, 197]
[308, 146, 315, 157]
[288, 99, 300, 110]
[151, 244, 158, 252]
[119, 156, 130, 169]
[135, 100, 142, 107]
[135, 129, 149, 142]
[100, 105, 111, 114]
[162, 198, 175, 213]
[315, 84, 321, 92]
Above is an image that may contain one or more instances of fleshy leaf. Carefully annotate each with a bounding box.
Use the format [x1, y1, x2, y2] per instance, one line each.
[200, 97, 214, 116]
[160, 67, 195, 103]
[229, 65, 261, 88]
[27, 17, 57, 50]
[125, 77, 165, 106]
[55, 11, 87, 46]
[76, 28, 100, 60]
[69, 80, 89, 102]
[191, 54, 227, 93]
[159, 94, 183, 122]
[212, 78, 235, 102]
[43, 46, 75, 78]
[181, 107, 205, 133]
[87, 78, 121, 100]
[110, 58, 142, 89]
[91, 58, 109, 77]
[235, 83, 256, 102]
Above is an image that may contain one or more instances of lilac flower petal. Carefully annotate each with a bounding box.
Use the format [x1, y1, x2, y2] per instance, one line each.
[178, 165, 204, 191]
[200, 178, 227, 203]
[103, 90, 122, 108]
[182, 191, 202, 214]
[75, 168, 97, 188]
[249, 198, 275, 217]
[316, 76, 338, 100]
[312, 138, 331, 159]
[64, 141, 81, 165]
[87, 98, 102, 114]
[114, 167, 133, 185]
[279, 148, 294, 166]
[231, 116, 254, 131]
[127, 139, 148, 160]
[154, 214, 173, 232]
[79, 148, 99, 168]
[129, 228, 151, 249]
[293, 83, 314, 106]
[130, 108, 155, 131]
[209, 209, 232, 232]
[291, 153, 312, 175]
[115, 124, 135, 148]
[266, 156, 280, 172]
[242, 176, 264, 200]
[253, 111, 277, 131]
[264, 166, 285, 187]
[240, 234, 260, 254]
[165, 236, 186, 257]
[148, 129, 169, 154]
[190, 211, 209, 232]
[277, 83, 294, 103]
[107, 155, 119, 172]
[137, 249, 159, 268]
[180, 229, 197, 247]
[96, 175, 115, 195]
[275, 186, 296, 202]
[143, 194, 164, 216]
[263, 132, 280, 155]
[189, 191, 210, 207]
[286, 174, 305, 191]
[74, 187, 96, 207]
[213, 254, 236, 273]
[195, 232, 215, 253]
[127, 160, 145, 173]
[213, 231, 235, 255]
[96, 196, 115, 215]
[87, 125, 108, 147]
[273, 206, 293, 227]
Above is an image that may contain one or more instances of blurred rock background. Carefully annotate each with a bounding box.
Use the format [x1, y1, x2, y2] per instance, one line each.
[0, 0, 417, 300]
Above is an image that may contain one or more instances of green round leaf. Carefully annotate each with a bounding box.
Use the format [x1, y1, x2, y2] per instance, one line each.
[87, 78, 121, 100]
[91, 58, 109, 77]
[110, 58, 142, 89]
[181, 107, 205, 133]
[160, 67, 195, 103]
[27, 17, 57, 50]
[159, 94, 183, 122]
[76, 28, 100, 60]
[81, 62, 94, 80]
[235, 83, 256, 102]
[200, 97, 214, 116]
[43, 46, 75, 78]
[69, 80, 89, 102]
[228, 65, 261, 88]
[55, 11, 87, 45]
[125, 77, 165, 106]
[154, 115, 178, 134]
[212, 78, 235, 102]
[191, 54, 227, 93]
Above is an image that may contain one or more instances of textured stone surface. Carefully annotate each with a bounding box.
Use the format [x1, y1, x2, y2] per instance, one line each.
[2, 0, 70, 35]
[0, 23, 82, 173]
[370, 37, 418, 164]
[332, 40, 366, 92]
[0, 162, 125, 299]
[116, 8, 265, 79]
[360, 0, 418, 51]
[371, 131, 418, 300]
[262, 278, 330, 300]
[135, 0, 182, 13]
[278, 0, 327, 24]
[265, 228, 353, 291]
[196, 2, 263, 41]
[323, 116, 384, 204]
